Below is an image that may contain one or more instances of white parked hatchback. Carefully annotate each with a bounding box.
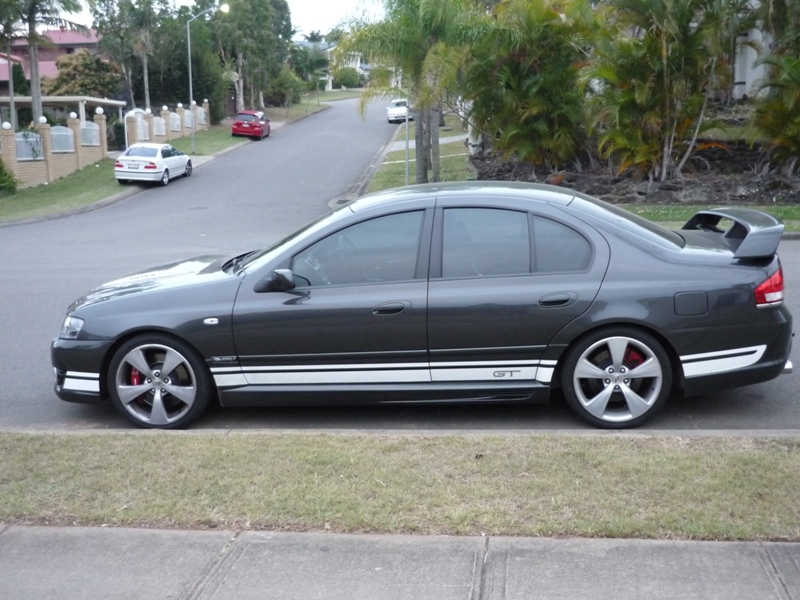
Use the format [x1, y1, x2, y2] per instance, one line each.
[387, 99, 412, 124]
[114, 143, 192, 186]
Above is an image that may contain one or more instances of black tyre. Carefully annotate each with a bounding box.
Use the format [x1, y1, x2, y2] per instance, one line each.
[107, 334, 213, 429]
[117, 179, 128, 185]
[183, 160, 193, 177]
[160, 169, 170, 186]
[560, 327, 672, 428]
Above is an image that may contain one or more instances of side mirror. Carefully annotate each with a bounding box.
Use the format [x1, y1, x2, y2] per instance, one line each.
[255, 268, 296, 293]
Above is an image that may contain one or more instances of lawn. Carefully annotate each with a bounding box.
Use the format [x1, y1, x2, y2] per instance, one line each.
[2, 432, 798, 540]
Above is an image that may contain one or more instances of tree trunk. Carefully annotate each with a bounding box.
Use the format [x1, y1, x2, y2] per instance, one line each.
[414, 112, 427, 184]
[28, 16, 42, 124]
[7, 41, 16, 130]
[431, 103, 441, 182]
[142, 52, 151, 110]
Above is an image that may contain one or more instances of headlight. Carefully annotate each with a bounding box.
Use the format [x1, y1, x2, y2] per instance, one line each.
[59, 316, 85, 340]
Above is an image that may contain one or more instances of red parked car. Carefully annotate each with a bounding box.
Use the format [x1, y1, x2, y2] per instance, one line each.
[231, 110, 271, 140]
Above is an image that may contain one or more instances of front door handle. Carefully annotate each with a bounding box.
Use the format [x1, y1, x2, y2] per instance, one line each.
[373, 301, 410, 316]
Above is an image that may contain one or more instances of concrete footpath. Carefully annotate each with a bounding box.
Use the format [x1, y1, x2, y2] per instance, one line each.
[1, 525, 798, 599]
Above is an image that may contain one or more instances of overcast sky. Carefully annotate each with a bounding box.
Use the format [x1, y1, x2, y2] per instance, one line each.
[288, 0, 383, 37]
[71, 0, 383, 39]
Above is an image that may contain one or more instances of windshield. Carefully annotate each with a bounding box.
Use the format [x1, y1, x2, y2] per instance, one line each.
[239, 205, 354, 269]
[390, 100, 407, 108]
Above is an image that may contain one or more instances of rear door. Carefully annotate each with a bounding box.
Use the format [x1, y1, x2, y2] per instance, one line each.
[426, 196, 609, 385]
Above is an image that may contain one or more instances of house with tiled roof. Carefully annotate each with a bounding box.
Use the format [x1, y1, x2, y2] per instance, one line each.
[0, 28, 100, 96]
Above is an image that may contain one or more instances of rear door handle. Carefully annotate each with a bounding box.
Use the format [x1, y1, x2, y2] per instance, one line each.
[537, 292, 576, 308]
[373, 301, 411, 316]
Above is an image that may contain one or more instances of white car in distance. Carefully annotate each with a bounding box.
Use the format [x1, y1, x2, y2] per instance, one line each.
[115, 143, 193, 187]
[387, 99, 412, 124]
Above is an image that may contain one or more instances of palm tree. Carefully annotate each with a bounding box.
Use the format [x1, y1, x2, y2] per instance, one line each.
[580, 0, 720, 181]
[20, 0, 85, 122]
[462, 0, 590, 170]
[0, 0, 26, 129]
[337, 0, 469, 183]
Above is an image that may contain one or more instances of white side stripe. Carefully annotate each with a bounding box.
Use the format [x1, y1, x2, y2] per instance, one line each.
[681, 345, 766, 378]
[63, 378, 100, 393]
[66, 371, 100, 379]
[432, 366, 537, 382]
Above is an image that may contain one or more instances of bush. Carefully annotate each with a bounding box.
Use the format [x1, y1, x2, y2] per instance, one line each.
[332, 67, 359, 89]
[266, 66, 307, 106]
[0, 159, 18, 197]
[111, 120, 126, 150]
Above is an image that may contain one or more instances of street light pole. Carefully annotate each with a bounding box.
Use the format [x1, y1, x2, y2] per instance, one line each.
[187, 3, 229, 154]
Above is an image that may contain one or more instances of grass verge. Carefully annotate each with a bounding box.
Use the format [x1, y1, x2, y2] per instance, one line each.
[2, 432, 799, 540]
[171, 125, 247, 156]
[368, 140, 473, 194]
[0, 158, 120, 223]
[265, 101, 328, 123]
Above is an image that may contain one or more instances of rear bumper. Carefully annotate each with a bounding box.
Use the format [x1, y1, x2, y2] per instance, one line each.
[115, 169, 163, 182]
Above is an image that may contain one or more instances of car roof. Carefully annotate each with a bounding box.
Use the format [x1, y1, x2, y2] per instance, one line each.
[127, 143, 168, 149]
[349, 181, 578, 213]
[237, 110, 261, 115]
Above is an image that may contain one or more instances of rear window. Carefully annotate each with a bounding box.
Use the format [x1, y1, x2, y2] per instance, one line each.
[572, 195, 685, 249]
[236, 113, 257, 122]
[125, 147, 158, 157]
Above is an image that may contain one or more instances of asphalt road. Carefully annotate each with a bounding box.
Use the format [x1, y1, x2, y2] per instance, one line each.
[0, 98, 797, 432]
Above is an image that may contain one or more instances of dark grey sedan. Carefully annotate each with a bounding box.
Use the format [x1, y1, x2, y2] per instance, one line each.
[52, 182, 793, 429]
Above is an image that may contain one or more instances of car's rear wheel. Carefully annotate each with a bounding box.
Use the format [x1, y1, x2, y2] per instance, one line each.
[183, 160, 192, 177]
[117, 179, 128, 185]
[561, 328, 672, 428]
[160, 169, 170, 186]
[107, 335, 213, 429]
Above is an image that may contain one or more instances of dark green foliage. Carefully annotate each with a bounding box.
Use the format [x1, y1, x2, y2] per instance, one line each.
[266, 66, 306, 105]
[41, 50, 122, 97]
[332, 66, 360, 88]
[752, 54, 800, 171]
[0, 159, 18, 197]
[466, 0, 586, 169]
[12, 63, 29, 95]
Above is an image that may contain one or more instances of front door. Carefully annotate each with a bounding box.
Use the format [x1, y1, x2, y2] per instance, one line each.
[231, 210, 431, 389]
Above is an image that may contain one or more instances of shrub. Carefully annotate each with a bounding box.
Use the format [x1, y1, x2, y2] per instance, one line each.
[0, 160, 18, 197]
[332, 67, 359, 89]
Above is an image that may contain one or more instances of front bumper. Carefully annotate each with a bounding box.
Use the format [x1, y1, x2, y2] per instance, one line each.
[51, 338, 111, 404]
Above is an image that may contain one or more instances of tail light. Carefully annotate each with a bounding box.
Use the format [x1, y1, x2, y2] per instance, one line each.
[144, 162, 157, 169]
[755, 266, 784, 307]
[114, 161, 123, 168]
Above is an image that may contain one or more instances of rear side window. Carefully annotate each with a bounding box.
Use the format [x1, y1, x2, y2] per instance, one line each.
[532, 217, 592, 272]
[442, 208, 530, 278]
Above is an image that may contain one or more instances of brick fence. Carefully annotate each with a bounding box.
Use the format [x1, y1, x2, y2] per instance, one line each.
[0, 114, 107, 189]
[125, 101, 211, 145]
[0, 101, 211, 189]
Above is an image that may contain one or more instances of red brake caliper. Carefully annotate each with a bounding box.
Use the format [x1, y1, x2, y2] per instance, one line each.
[130, 367, 141, 386]
[625, 349, 644, 369]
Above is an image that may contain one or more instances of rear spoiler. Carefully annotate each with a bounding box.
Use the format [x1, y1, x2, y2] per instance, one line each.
[682, 207, 784, 258]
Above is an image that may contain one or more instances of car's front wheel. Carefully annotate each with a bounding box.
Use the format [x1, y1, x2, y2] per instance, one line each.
[183, 160, 193, 177]
[160, 169, 170, 186]
[107, 334, 213, 429]
[560, 327, 672, 428]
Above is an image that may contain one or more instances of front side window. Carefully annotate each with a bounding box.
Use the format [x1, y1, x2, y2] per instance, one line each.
[442, 208, 530, 278]
[292, 211, 424, 287]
